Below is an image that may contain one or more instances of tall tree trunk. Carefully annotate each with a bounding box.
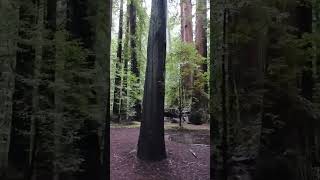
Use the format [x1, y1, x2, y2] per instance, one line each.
[26, 0, 45, 179]
[67, 1, 101, 179]
[181, 0, 193, 43]
[120, 4, 130, 121]
[49, 0, 65, 179]
[94, 0, 112, 172]
[9, 1, 36, 177]
[32, 0, 57, 178]
[190, 0, 208, 125]
[209, 0, 218, 178]
[137, 0, 167, 161]
[112, 0, 124, 122]
[0, 0, 18, 177]
[294, 1, 314, 178]
[195, 0, 208, 67]
[312, 0, 320, 168]
[101, 0, 112, 178]
[129, 0, 142, 121]
[180, 0, 193, 106]
[221, 6, 228, 180]
[209, 0, 230, 178]
[297, 0, 313, 101]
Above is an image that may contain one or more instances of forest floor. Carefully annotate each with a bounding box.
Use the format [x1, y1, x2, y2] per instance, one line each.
[110, 121, 210, 180]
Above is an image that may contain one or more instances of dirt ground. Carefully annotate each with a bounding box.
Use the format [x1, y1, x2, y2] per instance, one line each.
[110, 122, 210, 180]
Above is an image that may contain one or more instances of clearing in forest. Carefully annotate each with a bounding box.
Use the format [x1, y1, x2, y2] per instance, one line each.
[110, 122, 210, 180]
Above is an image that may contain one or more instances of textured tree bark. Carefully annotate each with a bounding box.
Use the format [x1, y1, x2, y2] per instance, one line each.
[129, 0, 142, 121]
[195, 0, 208, 66]
[181, 0, 193, 43]
[112, 0, 124, 122]
[180, 0, 194, 105]
[137, 0, 167, 161]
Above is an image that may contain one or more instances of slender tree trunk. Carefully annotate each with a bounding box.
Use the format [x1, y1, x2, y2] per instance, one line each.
[9, 1, 36, 176]
[112, 0, 124, 122]
[137, 0, 167, 161]
[51, 0, 66, 179]
[101, 0, 112, 178]
[209, 0, 218, 178]
[27, 1, 45, 179]
[297, 0, 313, 101]
[129, 0, 142, 121]
[167, 30, 171, 53]
[313, 1, 320, 168]
[221, 5, 228, 180]
[120, 4, 130, 121]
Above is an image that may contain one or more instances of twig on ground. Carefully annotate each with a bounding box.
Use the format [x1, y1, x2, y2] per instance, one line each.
[189, 149, 197, 158]
[129, 149, 137, 154]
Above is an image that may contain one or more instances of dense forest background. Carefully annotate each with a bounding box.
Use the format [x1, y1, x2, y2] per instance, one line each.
[211, 0, 320, 179]
[0, 0, 111, 179]
[1, 0, 320, 180]
[110, 0, 209, 125]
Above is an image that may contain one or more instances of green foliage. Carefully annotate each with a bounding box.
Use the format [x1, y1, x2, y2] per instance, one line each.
[110, 0, 148, 119]
[53, 30, 91, 117]
[127, 71, 143, 117]
[165, 39, 205, 108]
[110, 38, 118, 109]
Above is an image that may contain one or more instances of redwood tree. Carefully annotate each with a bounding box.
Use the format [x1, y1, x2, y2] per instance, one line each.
[181, 0, 193, 43]
[190, 0, 208, 124]
[137, 0, 167, 161]
[180, 0, 194, 106]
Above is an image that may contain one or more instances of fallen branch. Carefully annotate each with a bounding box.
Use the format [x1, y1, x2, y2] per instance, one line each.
[191, 144, 210, 147]
[129, 149, 136, 154]
[189, 149, 197, 158]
